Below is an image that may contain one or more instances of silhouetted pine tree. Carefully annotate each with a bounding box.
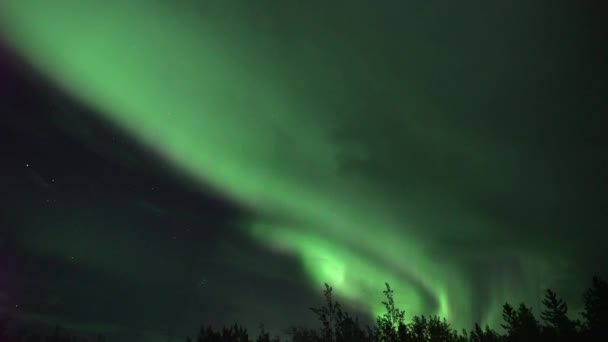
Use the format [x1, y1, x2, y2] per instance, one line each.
[540, 289, 577, 340]
[426, 315, 458, 342]
[5, 275, 608, 342]
[197, 325, 220, 342]
[468, 323, 499, 342]
[582, 276, 608, 340]
[286, 326, 320, 342]
[409, 315, 428, 342]
[220, 324, 249, 342]
[501, 302, 541, 341]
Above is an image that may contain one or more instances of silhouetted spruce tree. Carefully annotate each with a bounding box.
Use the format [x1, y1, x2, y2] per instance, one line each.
[396, 321, 409, 342]
[426, 315, 458, 342]
[197, 325, 220, 342]
[501, 303, 541, 341]
[468, 323, 499, 342]
[9, 275, 608, 342]
[336, 314, 369, 342]
[286, 326, 320, 342]
[408, 315, 427, 342]
[404, 314, 464, 342]
[540, 289, 577, 340]
[582, 276, 608, 340]
[220, 323, 249, 342]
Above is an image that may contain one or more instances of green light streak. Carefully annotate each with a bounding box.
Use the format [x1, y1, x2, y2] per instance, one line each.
[0, 1, 549, 329]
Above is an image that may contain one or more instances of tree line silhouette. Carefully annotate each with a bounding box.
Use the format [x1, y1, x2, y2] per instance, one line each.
[1, 276, 606, 342]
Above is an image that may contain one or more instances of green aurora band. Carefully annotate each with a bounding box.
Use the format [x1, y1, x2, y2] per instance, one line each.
[1, 1, 576, 329]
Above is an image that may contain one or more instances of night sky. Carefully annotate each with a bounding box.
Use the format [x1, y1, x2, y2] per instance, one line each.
[1, 1, 607, 341]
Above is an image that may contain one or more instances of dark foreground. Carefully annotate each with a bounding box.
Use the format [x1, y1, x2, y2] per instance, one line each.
[1, 276, 606, 342]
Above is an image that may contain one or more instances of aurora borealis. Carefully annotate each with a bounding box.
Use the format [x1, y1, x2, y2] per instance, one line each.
[1, 1, 607, 341]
